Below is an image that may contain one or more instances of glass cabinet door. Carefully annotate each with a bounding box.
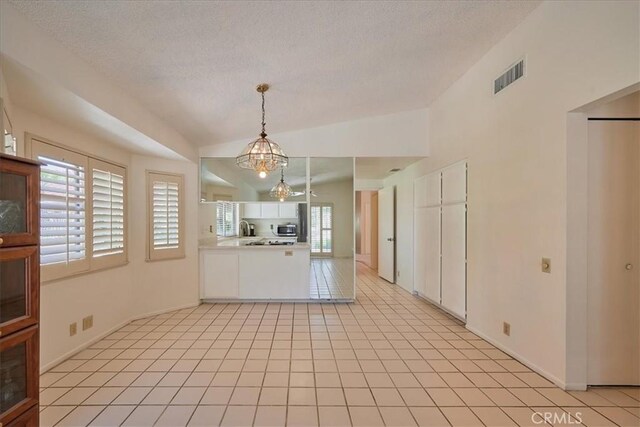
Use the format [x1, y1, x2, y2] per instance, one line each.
[0, 247, 38, 337]
[0, 157, 39, 247]
[0, 327, 38, 425]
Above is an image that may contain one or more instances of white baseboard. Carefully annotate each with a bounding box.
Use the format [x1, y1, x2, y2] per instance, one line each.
[465, 324, 567, 390]
[40, 301, 200, 374]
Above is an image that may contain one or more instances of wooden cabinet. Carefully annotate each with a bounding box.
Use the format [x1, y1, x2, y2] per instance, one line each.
[0, 154, 40, 427]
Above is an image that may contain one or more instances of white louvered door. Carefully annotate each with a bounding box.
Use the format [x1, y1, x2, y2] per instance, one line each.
[33, 141, 90, 280]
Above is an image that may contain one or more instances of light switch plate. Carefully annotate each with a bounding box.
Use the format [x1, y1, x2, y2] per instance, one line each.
[541, 257, 551, 273]
[69, 322, 77, 336]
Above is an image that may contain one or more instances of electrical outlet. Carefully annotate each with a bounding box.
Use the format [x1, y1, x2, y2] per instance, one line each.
[541, 257, 551, 273]
[82, 315, 93, 331]
[69, 322, 77, 336]
[397, 270, 401, 277]
[270, 224, 274, 229]
[503, 322, 511, 336]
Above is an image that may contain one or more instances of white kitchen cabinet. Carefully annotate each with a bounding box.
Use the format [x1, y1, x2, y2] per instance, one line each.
[442, 162, 466, 204]
[201, 251, 239, 298]
[243, 203, 262, 218]
[441, 203, 466, 319]
[261, 203, 279, 218]
[278, 203, 298, 218]
[238, 249, 310, 299]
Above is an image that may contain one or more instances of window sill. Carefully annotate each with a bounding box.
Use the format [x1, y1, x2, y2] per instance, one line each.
[145, 255, 186, 263]
[41, 261, 130, 285]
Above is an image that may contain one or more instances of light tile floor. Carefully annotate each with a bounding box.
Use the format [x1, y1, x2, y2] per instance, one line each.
[309, 258, 354, 300]
[39, 263, 640, 426]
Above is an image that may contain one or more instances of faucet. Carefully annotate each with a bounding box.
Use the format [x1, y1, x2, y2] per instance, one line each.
[239, 220, 250, 237]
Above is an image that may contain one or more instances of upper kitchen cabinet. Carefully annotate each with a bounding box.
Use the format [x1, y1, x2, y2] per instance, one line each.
[0, 154, 40, 248]
[278, 203, 298, 218]
[241, 202, 299, 219]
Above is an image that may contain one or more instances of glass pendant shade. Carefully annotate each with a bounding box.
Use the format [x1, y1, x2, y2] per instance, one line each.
[236, 83, 288, 177]
[270, 168, 292, 201]
[236, 136, 288, 178]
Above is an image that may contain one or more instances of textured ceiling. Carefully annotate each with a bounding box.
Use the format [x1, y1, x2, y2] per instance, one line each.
[9, 1, 539, 146]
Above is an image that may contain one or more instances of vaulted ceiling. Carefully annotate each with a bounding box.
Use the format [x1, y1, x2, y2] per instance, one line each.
[8, 1, 540, 146]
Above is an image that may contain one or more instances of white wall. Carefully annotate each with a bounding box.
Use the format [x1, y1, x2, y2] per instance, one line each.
[130, 155, 200, 318]
[391, 0, 639, 387]
[11, 106, 200, 371]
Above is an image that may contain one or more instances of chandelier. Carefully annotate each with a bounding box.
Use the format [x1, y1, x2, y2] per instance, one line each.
[270, 167, 293, 202]
[236, 84, 288, 178]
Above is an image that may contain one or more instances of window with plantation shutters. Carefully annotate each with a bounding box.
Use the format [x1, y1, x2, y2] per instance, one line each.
[91, 159, 126, 268]
[147, 172, 185, 261]
[31, 138, 128, 281]
[216, 202, 238, 237]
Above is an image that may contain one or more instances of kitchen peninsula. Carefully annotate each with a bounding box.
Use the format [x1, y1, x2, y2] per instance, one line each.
[199, 237, 311, 300]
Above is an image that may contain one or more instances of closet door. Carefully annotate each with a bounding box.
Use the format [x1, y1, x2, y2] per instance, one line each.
[414, 208, 427, 295]
[442, 163, 466, 204]
[441, 203, 466, 319]
[424, 207, 441, 303]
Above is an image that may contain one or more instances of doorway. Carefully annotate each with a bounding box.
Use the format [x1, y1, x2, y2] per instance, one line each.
[355, 190, 378, 270]
[586, 91, 639, 386]
[310, 202, 333, 257]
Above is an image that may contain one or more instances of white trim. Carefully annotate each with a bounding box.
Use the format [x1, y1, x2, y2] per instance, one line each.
[40, 302, 199, 374]
[465, 324, 568, 390]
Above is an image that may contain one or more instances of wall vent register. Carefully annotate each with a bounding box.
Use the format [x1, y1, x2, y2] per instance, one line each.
[494, 59, 524, 94]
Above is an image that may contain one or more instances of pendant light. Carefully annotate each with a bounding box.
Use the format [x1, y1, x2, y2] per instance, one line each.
[270, 167, 292, 202]
[236, 84, 288, 178]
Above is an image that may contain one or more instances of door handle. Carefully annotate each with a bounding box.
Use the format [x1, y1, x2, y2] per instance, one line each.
[387, 237, 395, 242]
[626, 263, 633, 271]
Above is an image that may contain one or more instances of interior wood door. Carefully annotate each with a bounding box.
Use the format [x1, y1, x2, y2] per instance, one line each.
[441, 203, 466, 319]
[587, 120, 639, 385]
[378, 186, 395, 283]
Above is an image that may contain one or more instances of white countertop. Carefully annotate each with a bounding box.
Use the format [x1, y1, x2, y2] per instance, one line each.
[199, 237, 310, 250]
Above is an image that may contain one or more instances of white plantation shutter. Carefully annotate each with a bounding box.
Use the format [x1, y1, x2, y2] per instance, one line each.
[147, 172, 184, 260]
[216, 202, 238, 237]
[32, 140, 90, 279]
[91, 159, 126, 267]
[31, 139, 128, 281]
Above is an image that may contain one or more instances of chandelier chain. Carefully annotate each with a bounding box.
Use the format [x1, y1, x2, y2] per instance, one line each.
[261, 90, 266, 137]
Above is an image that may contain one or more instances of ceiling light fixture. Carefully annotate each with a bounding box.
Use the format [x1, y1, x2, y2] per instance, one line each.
[270, 167, 292, 202]
[236, 84, 288, 178]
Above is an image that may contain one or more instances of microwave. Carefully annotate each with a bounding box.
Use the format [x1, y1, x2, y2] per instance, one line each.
[277, 224, 297, 237]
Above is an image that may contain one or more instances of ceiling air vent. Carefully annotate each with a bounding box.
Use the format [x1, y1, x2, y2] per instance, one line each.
[494, 59, 524, 94]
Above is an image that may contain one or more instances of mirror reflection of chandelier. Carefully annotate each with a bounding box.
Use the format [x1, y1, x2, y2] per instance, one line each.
[270, 167, 292, 202]
[235, 84, 288, 178]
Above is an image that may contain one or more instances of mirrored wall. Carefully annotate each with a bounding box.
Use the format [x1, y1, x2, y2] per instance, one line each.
[199, 157, 354, 300]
